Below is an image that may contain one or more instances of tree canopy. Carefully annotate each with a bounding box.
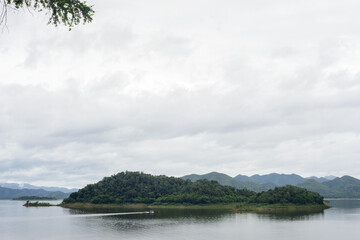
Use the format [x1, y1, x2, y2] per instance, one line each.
[1, 0, 94, 28]
[248, 185, 324, 205]
[62, 171, 325, 205]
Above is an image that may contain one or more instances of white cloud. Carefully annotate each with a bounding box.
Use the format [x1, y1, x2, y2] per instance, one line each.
[1, 0, 360, 187]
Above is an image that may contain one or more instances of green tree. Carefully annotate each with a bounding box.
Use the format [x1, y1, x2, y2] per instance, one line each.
[1, 0, 94, 29]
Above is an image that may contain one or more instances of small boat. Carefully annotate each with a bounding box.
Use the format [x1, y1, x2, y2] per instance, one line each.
[149, 210, 155, 214]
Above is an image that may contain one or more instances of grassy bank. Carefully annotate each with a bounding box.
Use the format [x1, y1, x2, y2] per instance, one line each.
[61, 202, 330, 212]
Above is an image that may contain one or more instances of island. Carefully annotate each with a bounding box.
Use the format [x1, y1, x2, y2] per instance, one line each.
[61, 171, 329, 212]
[23, 201, 54, 207]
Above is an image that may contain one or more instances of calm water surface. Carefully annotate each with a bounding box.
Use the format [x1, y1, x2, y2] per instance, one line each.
[1, 200, 360, 240]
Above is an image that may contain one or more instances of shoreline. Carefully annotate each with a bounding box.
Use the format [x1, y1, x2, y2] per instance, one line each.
[60, 202, 330, 212]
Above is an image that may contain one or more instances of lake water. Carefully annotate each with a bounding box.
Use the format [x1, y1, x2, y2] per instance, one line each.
[1, 200, 360, 240]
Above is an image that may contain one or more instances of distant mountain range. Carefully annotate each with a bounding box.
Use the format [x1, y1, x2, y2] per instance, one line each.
[0, 187, 71, 200]
[0, 183, 77, 193]
[2, 173, 359, 200]
[0, 183, 77, 200]
[181, 172, 273, 192]
[181, 172, 360, 198]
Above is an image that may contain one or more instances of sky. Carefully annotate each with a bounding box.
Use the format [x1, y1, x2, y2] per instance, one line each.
[1, 0, 360, 188]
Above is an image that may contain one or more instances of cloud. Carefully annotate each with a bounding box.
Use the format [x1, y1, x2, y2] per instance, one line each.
[1, 0, 360, 187]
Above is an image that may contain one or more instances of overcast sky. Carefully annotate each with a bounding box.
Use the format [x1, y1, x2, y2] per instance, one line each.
[1, 0, 360, 188]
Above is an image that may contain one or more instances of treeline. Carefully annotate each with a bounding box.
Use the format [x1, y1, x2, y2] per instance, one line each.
[249, 185, 324, 204]
[62, 172, 324, 205]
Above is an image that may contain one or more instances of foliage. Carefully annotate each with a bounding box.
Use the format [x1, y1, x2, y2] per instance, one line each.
[248, 185, 324, 205]
[1, 0, 94, 29]
[63, 171, 256, 205]
[63, 172, 326, 206]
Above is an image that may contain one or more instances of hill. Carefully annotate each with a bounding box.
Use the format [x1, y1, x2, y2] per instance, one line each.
[323, 176, 360, 198]
[181, 172, 271, 192]
[306, 176, 334, 183]
[183, 172, 360, 198]
[63, 171, 255, 204]
[0, 187, 70, 199]
[62, 171, 325, 206]
[297, 176, 360, 198]
[296, 180, 336, 196]
[235, 173, 306, 186]
[249, 185, 324, 204]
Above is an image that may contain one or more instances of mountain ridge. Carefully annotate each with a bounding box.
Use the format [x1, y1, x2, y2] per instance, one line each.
[182, 172, 360, 198]
[0, 183, 77, 193]
[181, 172, 271, 192]
[0, 186, 71, 199]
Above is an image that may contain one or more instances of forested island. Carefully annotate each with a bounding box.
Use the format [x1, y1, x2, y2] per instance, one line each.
[23, 200, 54, 207]
[61, 172, 328, 211]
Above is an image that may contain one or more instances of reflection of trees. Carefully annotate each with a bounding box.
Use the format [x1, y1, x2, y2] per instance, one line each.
[255, 209, 325, 221]
[66, 207, 233, 221]
[64, 208, 234, 233]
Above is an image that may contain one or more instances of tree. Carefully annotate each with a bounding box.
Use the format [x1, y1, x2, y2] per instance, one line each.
[0, 0, 94, 29]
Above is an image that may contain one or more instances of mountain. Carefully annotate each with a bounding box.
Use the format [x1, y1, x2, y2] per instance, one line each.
[0, 187, 70, 199]
[306, 176, 331, 183]
[181, 172, 271, 192]
[0, 183, 77, 193]
[306, 176, 336, 183]
[233, 174, 252, 182]
[324, 175, 337, 181]
[296, 180, 336, 196]
[182, 172, 360, 198]
[235, 173, 306, 186]
[323, 176, 360, 198]
[297, 176, 360, 198]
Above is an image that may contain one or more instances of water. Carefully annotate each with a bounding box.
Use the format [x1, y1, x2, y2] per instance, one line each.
[1, 200, 360, 240]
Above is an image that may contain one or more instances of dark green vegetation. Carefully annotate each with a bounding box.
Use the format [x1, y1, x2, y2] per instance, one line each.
[1, 0, 94, 28]
[63, 172, 254, 204]
[248, 185, 324, 204]
[13, 196, 57, 201]
[62, 172, 326, 209]
[183, 172, 360, 198]
[23, 201, 53, 207]
[0, 186, 70, 199]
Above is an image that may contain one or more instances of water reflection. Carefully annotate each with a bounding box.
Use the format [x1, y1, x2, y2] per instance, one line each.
[2, 200, 360, 240]
[66, 207, 232, 221]
[327, 199, 360, 209]
[69, 207, 235, 234]
[255, 209, 325, 221]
